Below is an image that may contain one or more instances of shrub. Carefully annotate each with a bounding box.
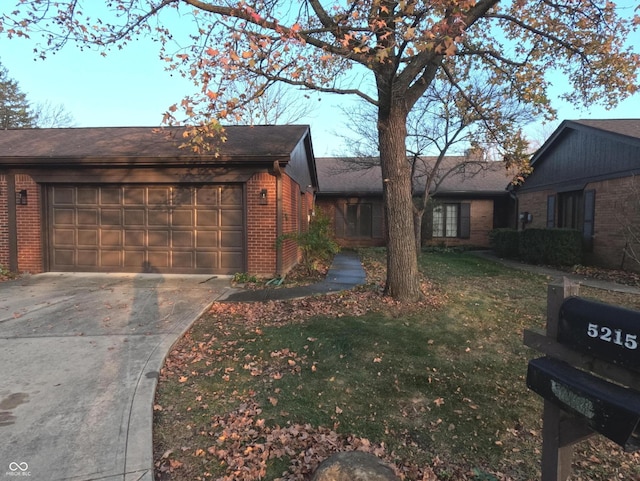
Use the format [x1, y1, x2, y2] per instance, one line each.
[519, 228, 582, 266]
[488, 228, 520, 258]
[278, 210, 340, 274]
[489, 228, 583, 266]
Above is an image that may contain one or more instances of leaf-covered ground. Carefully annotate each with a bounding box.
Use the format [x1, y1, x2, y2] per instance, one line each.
[153, 249, 640, 481]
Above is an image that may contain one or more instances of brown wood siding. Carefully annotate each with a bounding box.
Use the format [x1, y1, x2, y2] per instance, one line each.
[47, 184, 244, 274]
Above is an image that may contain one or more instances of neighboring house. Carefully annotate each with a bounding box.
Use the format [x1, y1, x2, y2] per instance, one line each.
[315, 157, 515, 248]
[514, 119, 640, 271]
[0, 125, 317, 276]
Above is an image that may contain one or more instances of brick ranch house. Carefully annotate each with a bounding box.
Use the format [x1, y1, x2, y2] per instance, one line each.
[315, 156, 515, 248]
[513, 119, 640, 272]
[0, 125, 317, 276]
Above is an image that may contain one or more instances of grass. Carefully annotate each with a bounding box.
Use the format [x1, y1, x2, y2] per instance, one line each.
[153, 249, 640, 480]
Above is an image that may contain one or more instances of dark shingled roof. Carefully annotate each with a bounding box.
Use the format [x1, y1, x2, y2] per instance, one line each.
[316, 156, 512, 196]
[0, 125, 311, 165]
[572, 119, 640, 140]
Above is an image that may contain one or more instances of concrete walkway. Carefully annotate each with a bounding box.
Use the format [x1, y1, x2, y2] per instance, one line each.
[473, 250, 640, 295]
[219, 251, 367, 302]
[0, 273, 230, 481]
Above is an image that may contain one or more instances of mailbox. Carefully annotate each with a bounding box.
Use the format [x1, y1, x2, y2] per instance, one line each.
[527, 356, 640, 451]
[558, 297, 640, 371]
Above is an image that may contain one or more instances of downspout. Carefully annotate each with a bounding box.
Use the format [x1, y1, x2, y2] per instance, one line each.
[273, 160, 283, 276]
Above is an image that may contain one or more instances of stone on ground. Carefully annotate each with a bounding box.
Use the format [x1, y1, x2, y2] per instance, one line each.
[311, 452, 400, 481]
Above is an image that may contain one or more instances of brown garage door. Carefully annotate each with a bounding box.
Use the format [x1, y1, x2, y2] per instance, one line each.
[48, 185, 244, 274]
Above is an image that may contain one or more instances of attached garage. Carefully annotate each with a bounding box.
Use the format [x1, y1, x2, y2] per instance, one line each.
[0, 125, 317, 276]
[48, 184, 244, 274]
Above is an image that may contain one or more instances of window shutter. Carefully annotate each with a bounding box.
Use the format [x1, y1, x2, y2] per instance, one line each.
[546, 195, 556, 228]
[459, 203, 471, 239]
[583, 190, 596, 252]
[334, 202, 345, 237]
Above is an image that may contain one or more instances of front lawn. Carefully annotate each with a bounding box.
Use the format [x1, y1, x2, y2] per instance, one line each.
[153, 249, 640, 480]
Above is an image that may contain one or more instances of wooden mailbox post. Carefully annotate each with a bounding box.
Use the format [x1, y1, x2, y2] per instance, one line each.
[524, 278, 640, 481]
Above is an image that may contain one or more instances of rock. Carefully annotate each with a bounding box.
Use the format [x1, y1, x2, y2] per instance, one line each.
[311, 452, 400, 481]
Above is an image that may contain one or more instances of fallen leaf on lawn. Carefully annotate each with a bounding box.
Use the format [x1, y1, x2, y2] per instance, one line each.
[153, 404, 163, 411]
[178, 376, 188, 383]
[335, 406, 343, 414]
[269, 397, 278, 406]
[434, 397, 445, 406]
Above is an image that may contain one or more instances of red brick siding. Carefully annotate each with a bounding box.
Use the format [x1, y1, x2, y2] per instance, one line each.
[246, 173, 278, 276]
[518, 180, 640, 272]
[280, 173, 301, 274]
[0, 175, 43, 273]
[0, 176, 9, 268]
[516, 190, 554, 230]
[588, 177, 640, 272]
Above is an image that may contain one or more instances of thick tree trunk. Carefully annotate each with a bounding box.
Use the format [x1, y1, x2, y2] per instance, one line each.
[377, 94, 422, 302]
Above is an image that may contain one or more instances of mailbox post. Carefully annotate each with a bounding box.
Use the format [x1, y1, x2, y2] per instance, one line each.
[524, 278, 640, 481]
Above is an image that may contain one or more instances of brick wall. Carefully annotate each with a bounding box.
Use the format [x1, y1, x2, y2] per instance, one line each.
[516, 189, 554, 230]
[588, 177, 640, 272]
[0, 176, 9, 268]
[246, 172, 277, 276]
[0, 175, 43, 273]
[280, 173, 301, 274]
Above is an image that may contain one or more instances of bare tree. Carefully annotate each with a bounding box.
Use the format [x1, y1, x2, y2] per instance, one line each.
[337, 68, 535, 254]
[32, 100, 76, 128]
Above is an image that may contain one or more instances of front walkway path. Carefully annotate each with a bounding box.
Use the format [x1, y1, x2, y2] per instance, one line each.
[219, 251, 367, 302]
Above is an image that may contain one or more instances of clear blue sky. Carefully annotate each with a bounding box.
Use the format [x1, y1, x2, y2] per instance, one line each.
[1, 11, 639, 157]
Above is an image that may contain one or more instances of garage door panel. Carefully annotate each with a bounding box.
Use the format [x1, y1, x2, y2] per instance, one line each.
[148, 251, 170, 268]
[78, 230, 98, 246]
[197, 232, 217, 248]
[100, 250, 122, 267]
[49, 185, 244, 274]
[101, 188, 121, 204]
[54, 229, 75, 246]
[53, 188, 74, 204]
[77, 250, 98, 267]
[77, 188, 98, 204]
[101, 209, 121, 225]
[148, 210, 169, 226]
[54, 209, 75, 225]
[124, 187, 145, 205]
[221, 231, 243, 248]
[172, 231, 193, 248]
[172, 210, 193, 226]
[196, 252, 218, 269]
[221, 209, 243, 226]
[148, 231, 169, 247]
[101, 231, 122, 247]
[124, 209, 145, 226]
[78, 209, 98, 225]
[125, 230, 145, 247]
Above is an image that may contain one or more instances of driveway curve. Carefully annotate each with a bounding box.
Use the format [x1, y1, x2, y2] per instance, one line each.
[0, 273, 228, 481]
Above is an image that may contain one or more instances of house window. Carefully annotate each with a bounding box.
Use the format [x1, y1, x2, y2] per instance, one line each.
[346, 203, 372, 237]
[432, 203, 470, 239]
[558, 191, 582, 229]
[338, 201, 383, 239]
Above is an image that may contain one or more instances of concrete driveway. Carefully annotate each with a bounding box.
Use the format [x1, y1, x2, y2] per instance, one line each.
[0, 272, 229, 481]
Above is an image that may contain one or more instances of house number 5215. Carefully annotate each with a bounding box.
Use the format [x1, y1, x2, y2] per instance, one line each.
[587, 323, 638, 350]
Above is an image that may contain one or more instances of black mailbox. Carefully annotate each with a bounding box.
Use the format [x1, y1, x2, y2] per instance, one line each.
[527, 356, 640, 451]
[558, 297, 640, 371]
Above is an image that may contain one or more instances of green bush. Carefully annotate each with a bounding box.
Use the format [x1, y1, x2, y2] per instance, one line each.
[489, 228, 583, 266]
[519, 228, 582, 266]
[488, 228, 520, 259]
[278, 210, 340, 273]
